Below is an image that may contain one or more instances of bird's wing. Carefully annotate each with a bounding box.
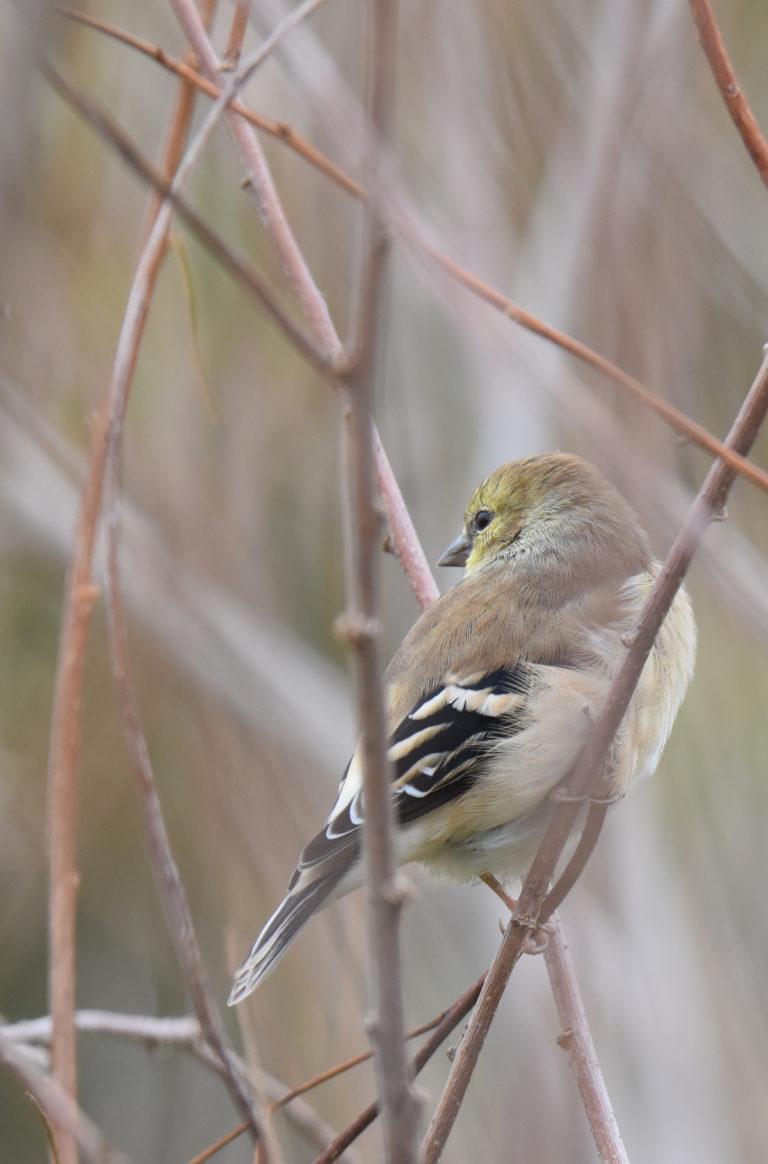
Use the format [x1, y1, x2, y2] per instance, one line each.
[227, 668, 533, 1001]
[296, 663, 534, 872]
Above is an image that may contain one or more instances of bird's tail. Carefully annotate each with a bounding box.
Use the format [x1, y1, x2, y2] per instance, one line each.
[228, 867, 345, 1005]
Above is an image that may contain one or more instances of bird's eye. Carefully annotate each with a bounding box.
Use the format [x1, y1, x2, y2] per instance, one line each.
[474, 509, 493, 532]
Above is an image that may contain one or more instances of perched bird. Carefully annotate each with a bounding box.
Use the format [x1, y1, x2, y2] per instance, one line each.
[228, 453, 696, 1004]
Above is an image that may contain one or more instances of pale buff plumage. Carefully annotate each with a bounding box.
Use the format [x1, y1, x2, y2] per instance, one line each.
[228, 453, 696, 1004]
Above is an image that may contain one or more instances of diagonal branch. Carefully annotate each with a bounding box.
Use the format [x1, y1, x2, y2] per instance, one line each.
[689, 0, 768, 190]
[169, 0, 342, 359]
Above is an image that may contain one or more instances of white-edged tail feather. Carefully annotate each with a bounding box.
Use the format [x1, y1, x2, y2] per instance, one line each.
[228, 872, 341, 1004]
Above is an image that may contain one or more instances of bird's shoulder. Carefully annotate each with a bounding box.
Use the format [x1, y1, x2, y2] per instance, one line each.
[385, 562, 635, 726]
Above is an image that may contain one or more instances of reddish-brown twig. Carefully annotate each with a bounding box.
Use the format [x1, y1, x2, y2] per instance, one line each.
[545, 916, 629, 1164]
[335, 2, 420, 1158]
[689, 0, 768, 190]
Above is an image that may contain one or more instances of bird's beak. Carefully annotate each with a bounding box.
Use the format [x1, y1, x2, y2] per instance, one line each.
[437, 532, 472, 567]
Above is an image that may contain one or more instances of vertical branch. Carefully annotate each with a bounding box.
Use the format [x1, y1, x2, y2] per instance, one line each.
[336, 2, 419, 1160]
[47, 415, 106, 1164]
[543, 917, 629, 1164]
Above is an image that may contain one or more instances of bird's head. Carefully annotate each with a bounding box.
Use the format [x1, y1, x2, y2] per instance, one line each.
[438, 452, 650, 581]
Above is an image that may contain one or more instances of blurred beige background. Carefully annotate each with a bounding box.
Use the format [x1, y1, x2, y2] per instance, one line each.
[2, 0, 768, 1160]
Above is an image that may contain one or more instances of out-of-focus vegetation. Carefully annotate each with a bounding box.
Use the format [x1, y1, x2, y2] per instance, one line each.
[1, 0, 768, 1160]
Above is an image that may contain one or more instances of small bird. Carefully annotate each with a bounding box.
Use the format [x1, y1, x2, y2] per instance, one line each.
[228, 453, 696, 1004]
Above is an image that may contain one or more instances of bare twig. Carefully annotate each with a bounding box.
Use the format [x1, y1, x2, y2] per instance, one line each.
[544, 917, 629, 1164]
[373, 430, 440, 609]
[479, 875, 628, 1163]
[336, 3, 419, 1159]
[46, 338, 108, 1164]
[169, 0, 342, 359]
[313, 974, 485, 1164]
[55, 9, 365, 197]
[421, 345, 768, 1161]
[223, 0, 251, 68]
[689, 0, 768, 190]
[0, 1032, 134, 1164]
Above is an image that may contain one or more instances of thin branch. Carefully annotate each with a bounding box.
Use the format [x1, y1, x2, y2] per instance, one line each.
[45, 313, 108, 1164]
[689, 0, 768, 190]
[544, 917, 629, 1164]
[55, 9, 365, 197]
[0, 1032, 134, 1164]
[222, 0, 251, 69]
[480, 875, 628, 1163]
[100, 996, 469, 1161]
[169, 0, 342, 360]
[412, 239, 768, 499]
[313, 974, 485, 1164]
[421, 344, 768, 1162]
[373, 430, 440, 609]
[335, 3, 419, 1159]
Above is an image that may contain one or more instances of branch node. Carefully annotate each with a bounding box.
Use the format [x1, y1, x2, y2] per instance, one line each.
[523, 922, 553, 956]
[556, 1028, 575, 1052]
[381, 871, 415, 907]
[333, 610, 380, 645]
[75, 582, 101, 616]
